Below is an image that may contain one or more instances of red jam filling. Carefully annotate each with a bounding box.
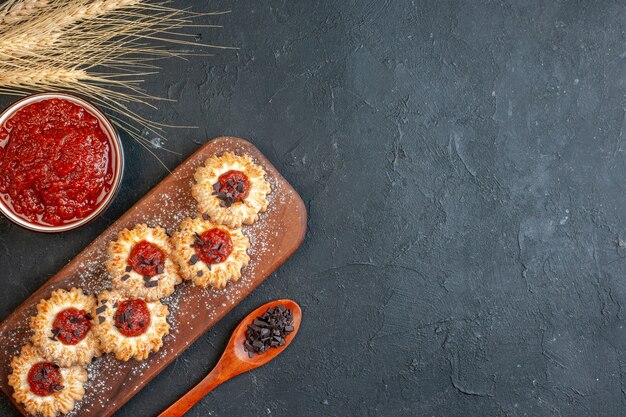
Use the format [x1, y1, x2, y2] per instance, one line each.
[0, 98, 114, 226]
[194, 228, 233, 264]
[114, 299, 151, 337]
[127, 240, 166, 277]
[52, 308, 92, 345]
[213, 170, 250, 204]
[27, 362, 62, 396]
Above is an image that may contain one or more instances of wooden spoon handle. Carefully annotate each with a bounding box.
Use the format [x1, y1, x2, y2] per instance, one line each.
[158, 365, 228, 417]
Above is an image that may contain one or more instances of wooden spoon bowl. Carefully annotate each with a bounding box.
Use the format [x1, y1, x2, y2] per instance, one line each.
[159, 299, 302, 417]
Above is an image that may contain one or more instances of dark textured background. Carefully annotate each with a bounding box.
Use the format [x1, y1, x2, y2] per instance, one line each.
[2, 0, 626, 416]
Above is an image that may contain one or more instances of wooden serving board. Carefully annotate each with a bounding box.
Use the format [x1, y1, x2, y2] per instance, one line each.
[0, 137, 307, 417]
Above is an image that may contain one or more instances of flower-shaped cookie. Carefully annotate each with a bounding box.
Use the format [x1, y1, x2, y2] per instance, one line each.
[171, 216, 250, 288]
[106, 224, 182, 301]
[8, 343, 88, 417]
[30, 288, 101, 367]
[92, 290, 170, 361]
[192, 152, 271, 228]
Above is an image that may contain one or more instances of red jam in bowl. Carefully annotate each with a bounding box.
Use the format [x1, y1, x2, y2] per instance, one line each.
[0, 97, 115, 227]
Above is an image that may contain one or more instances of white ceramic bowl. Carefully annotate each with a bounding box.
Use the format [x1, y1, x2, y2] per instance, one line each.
[0, 93, 124, 233]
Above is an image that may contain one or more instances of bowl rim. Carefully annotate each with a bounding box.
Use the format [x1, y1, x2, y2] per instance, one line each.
[0, 92, 124, 233]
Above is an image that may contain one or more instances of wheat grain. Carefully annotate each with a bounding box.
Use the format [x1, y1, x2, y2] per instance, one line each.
[0, 0, 50, 27]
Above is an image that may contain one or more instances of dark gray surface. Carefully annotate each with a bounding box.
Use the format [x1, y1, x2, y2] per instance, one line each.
[1, 0, 626, 415]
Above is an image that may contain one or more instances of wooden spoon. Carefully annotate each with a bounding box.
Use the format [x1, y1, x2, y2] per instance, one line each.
[158, 299, 302, 417]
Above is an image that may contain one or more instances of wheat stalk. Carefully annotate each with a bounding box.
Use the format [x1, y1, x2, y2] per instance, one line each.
[0, 0, 230, 166]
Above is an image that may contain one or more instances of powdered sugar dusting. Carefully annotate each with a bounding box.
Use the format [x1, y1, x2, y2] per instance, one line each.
[74, 250, 111, 294]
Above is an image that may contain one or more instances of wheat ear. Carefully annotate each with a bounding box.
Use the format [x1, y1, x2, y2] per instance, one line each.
[0, 0, 144, 53]
[0, 0, 50, 27]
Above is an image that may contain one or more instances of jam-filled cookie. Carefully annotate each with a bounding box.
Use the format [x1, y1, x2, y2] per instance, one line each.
[172, 216, 250, 288]
[192, 152, 271, 228]
[92, 290, 170, 361]
[106, 224, 182, 301]
[30, 288, 101, 367]
[8, 343, 88, 417]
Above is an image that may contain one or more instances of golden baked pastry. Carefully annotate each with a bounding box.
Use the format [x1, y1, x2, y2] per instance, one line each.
[172, 216, 250, 288]
[192, 152, 271, 228]
[92, 290, 170, 361]
[106, 224, 182, 302]
[8, 343, 87, 417]
[30, 288, 101, 367]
